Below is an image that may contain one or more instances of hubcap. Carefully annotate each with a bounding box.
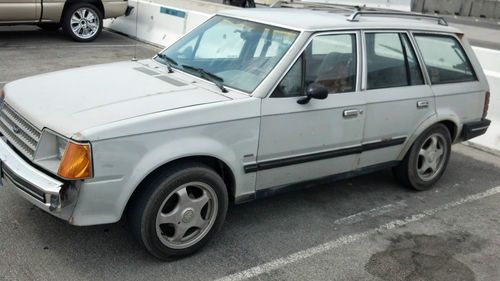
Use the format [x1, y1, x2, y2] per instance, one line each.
[155, 182, 218, 249]
[416, 134, 447, 181]
[70, 8, 99, 39]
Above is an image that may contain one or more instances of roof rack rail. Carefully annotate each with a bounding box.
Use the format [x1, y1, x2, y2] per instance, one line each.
[347, 11, 448, 26]
[269, 0, 361, 12]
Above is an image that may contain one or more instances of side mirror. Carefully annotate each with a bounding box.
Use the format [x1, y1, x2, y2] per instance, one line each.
[297, 83, 329, 104]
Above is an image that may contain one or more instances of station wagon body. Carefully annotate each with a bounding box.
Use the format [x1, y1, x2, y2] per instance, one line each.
[0, 7, 491, 259]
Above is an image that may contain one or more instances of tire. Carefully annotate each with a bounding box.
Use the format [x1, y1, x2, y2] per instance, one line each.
[62, 3, 103, 42]
[128, 162, 229, 260]
[38, 23, 61, 31]
[393, 124, 452, 191]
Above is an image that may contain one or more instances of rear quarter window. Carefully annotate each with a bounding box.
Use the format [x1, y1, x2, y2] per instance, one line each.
[414, 34, 477, 84]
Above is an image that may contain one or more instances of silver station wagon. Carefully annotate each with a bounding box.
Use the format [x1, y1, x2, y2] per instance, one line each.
[0, 7, 491, 259]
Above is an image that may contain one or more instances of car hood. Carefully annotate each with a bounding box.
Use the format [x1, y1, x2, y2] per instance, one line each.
[3, 61, 231, 138]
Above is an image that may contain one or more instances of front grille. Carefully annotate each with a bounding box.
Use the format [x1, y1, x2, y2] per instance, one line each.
[0, 103, 41, 158]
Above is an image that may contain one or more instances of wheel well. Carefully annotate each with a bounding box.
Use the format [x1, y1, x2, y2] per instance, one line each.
[439, 120, 458, 141]
[125, 156, 236, 214]
[61, 0, 105, 21]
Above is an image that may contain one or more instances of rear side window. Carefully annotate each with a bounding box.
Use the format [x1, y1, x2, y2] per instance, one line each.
[414, 34, 477, 84]
[366, 32, 424, 90]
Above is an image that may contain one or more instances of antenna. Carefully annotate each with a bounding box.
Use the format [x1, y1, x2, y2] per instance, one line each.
[132, 0, 139, 61]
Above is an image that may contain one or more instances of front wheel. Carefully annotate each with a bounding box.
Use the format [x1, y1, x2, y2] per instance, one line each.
[128, 163, 228, 260]
[393, 124, 452, 191]
[62, 3, 103, 42]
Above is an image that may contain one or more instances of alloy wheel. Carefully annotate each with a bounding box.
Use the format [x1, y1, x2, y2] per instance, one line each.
[155, 182, 218, 249]
[416, 133, 448, 181]
[70, 8, 100, 40]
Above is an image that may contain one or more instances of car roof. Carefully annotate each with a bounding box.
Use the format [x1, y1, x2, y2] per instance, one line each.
[218, 8, 462, 34]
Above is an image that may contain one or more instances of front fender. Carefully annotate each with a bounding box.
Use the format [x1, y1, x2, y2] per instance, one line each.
[71, 117, 259, 226]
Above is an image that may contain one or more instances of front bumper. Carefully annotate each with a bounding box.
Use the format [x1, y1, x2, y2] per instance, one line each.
[461, 119, 491, 141]
[0, 137, 75, 221]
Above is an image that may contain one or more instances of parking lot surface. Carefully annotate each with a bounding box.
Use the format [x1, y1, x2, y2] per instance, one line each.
[1, 27, 500, 281]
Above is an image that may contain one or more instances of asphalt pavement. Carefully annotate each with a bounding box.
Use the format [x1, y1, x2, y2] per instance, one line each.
[0, 25, 500, 281]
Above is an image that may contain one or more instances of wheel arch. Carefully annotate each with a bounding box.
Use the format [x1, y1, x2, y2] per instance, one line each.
[124, 155, 236, 216]
[398, 116, 460, 160]
[61, 0, 105, 22]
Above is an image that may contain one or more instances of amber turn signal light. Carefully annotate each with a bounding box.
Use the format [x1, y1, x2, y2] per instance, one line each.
[57, 142, 92, 179]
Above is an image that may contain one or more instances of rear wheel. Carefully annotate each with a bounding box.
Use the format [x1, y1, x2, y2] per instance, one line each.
[393, 124, 451, 190]
[128, 162, 228, 260]
[62, 3, 103, 42]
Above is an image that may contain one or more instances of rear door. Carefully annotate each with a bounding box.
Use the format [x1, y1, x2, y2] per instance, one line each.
[359, 30, 435, 168]
[254, 31, 366, 189]
[0, 0, 37, 22]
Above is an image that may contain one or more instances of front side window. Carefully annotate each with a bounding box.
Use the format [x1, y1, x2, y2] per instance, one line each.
[414, 34, 476, 84]
[366, 32, 424, 90]
[157, 16, 299, 93]
[273, 33, 357, 98]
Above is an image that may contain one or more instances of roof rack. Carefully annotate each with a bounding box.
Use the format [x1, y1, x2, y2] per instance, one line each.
[347, 11, 448, 26]
[269, 0, 362, 12]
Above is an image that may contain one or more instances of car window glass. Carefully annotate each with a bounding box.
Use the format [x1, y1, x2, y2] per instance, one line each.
[414, 34, 476, 84]
[366, 33, 423, 90]
[161, 16, 298, 93]
[194, 19, 246, 59]
[254, 29, 294, 58]
[272, 33, 357, 98]
[309, 34, 356, 94]
[401, 34, 424, 85]
[272, 57, 303, 98]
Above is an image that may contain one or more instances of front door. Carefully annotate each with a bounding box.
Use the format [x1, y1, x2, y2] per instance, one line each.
[255, 31, 366, 190]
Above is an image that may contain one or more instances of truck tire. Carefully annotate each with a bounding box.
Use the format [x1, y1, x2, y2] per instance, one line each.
[393, 124, 452, 191]
[62, 3, 103, 42]
[127, 162, 229, 260]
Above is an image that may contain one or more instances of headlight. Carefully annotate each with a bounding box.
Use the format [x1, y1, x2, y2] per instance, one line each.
[34, 129, 92, 180]
[56, 137, 68, 160]
[0, 88, 5, 104]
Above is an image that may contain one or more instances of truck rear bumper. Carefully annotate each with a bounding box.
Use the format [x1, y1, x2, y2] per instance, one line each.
[103, 1, 129, 18]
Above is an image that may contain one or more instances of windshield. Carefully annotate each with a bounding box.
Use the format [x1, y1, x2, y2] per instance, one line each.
[156, 16, 299, 93]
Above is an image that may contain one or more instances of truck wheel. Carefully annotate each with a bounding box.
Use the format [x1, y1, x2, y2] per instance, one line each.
[128, 162, 228, 260]
[62, 3, 103, 42]
[38, 23, 61, 31]
[393, 124, 451, 191]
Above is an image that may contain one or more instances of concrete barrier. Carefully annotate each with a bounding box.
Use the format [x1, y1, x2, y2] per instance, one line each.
[412, 0, 500, 18]
[104, 0, 234, 47]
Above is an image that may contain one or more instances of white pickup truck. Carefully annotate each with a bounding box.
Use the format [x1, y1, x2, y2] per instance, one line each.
[0, 7, 491, 260]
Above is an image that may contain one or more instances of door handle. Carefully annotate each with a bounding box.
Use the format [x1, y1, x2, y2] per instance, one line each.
[343, 109, 359, 118]
[417, 100, 429, 108]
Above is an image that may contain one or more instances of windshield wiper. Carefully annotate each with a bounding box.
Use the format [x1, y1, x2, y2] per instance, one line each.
[155, 53, 178, 73]
[182, 65, 228, 93]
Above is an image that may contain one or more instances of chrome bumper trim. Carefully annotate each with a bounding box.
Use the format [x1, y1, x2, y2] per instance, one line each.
[0, 137, 69, 217]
